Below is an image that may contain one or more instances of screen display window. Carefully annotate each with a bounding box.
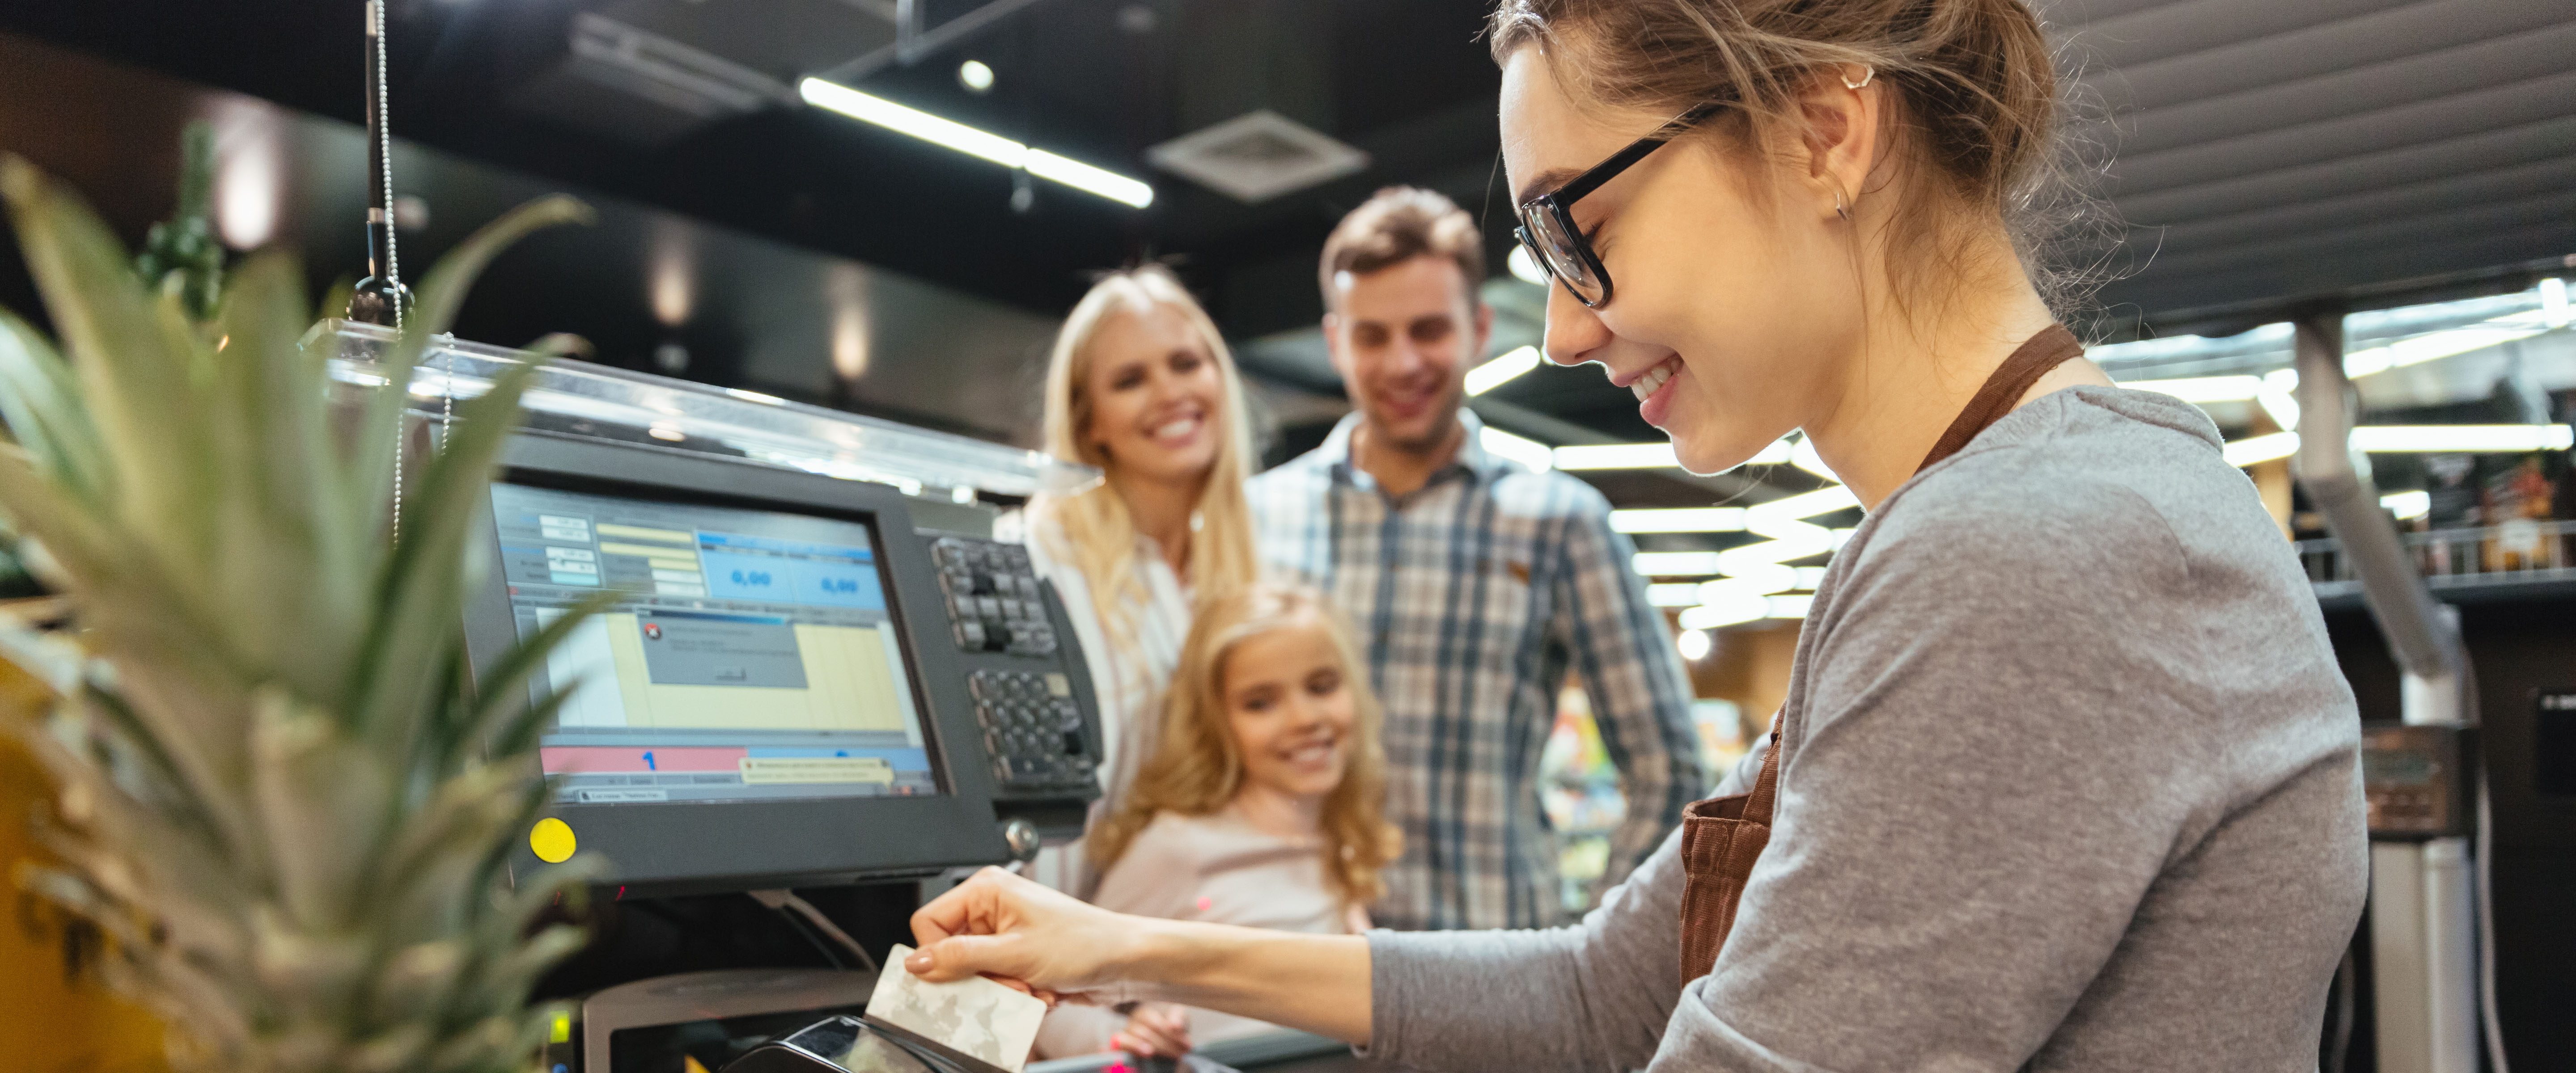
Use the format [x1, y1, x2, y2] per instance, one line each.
[491, 483, 938, 803]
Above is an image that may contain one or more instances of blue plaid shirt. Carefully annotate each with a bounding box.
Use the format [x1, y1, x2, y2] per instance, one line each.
[1247, 410, 1705, 930]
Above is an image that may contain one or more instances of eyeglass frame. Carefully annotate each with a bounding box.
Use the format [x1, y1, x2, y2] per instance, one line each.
[1512, 101, 1725, 310]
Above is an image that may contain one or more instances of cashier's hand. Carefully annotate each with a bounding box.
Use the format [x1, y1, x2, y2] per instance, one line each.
[907, 866, 1145, 1002]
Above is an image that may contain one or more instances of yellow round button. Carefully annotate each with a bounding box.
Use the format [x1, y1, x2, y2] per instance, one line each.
[529, 818, 578, 864]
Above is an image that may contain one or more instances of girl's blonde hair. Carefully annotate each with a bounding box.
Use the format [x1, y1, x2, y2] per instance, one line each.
[1029, 265, 1260, 663]
[1086, 583, 1402, 908]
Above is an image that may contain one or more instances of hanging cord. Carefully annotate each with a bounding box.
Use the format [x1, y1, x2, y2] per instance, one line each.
[746, 889, 881, 975]
[369, 0, 416, 545]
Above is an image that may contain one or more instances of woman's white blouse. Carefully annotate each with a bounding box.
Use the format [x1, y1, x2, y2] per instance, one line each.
[1017, 517, 1193, 892]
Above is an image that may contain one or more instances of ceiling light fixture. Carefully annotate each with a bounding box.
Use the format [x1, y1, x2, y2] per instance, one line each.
[1633, 551, 1724, 576]
[2120, 374, 2264, 403]
[1647, 583, 1703, 608]
[2381, 490, 2430, 520]
[1479, 425, 1555, 471]
[958, 59, 995, 93]
[1466, 345, 1542, 395]
[2541, 278, 2568, 329]
[1675, 628, 1713, 661]
[799, 77, 1153, 208]
[1507, 245, 1548, 286]
[1610, 507, 1748, 533]
[1555, 437, 1795, 471]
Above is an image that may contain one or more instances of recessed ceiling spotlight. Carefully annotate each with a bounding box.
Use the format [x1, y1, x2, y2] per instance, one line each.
[1116, 4, 1158, 34]
[958, 59, 995, 93]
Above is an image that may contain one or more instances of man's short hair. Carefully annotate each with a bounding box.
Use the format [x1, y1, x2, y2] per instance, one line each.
[1319, 186, 1485, 311]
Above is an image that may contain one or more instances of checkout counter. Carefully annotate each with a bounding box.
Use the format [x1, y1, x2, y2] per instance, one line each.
[321, 323, 1361, 1073]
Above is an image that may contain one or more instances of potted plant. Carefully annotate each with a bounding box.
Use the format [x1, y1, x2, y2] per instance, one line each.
[0, 150, 606, 1073]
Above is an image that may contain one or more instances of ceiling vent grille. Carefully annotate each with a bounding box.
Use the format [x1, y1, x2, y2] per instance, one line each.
[1147, 111, 1369, 204]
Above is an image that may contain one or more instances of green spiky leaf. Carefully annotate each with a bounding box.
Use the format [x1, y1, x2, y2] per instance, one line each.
[0, 151, 601, 1073]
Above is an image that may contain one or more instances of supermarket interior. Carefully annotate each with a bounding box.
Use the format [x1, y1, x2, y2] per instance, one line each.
[0, 1, 2572, 1073]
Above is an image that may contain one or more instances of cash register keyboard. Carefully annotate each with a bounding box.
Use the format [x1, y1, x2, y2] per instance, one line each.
[931, 536, 1059, 658]
[970, 669, 1096, 791]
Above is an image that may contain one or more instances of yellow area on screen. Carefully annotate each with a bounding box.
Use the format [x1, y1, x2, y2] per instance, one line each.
[599, 614, 909, 733]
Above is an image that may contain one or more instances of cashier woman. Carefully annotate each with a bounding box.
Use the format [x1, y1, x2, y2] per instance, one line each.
[915, 0, 2372, 1069]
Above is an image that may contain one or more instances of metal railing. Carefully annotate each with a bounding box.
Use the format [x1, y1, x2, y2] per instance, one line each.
[2297, 518, 2576, 596]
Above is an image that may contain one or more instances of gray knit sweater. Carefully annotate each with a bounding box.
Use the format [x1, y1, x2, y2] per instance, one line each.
[1365, 386, 2368, 1071]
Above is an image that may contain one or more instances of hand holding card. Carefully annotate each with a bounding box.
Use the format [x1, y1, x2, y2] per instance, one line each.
[869, 944, 1049, 1073]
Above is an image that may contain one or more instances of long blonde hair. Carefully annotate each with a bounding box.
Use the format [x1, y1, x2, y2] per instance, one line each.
[1087, 583, 1402, 908]
[1030, 266, 1259, 663]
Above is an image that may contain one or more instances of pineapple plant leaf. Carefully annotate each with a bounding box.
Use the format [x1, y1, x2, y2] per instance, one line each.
[0, 152, 610, 1073]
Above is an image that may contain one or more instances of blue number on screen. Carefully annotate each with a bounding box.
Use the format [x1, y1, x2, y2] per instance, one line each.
[731, 569, 773, 587]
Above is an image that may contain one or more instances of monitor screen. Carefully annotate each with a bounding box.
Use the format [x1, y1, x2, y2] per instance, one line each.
[489, 482, 939, 804]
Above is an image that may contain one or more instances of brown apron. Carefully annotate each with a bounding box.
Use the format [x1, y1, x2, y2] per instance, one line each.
[1675, 323, 2085, 982]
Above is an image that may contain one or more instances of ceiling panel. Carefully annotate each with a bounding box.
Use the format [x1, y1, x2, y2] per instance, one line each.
[2048, 0, 2576, 328]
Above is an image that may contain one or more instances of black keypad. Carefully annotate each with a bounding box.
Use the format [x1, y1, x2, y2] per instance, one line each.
[969, 669, 1093, 791]
[932, 536, 1059, 658]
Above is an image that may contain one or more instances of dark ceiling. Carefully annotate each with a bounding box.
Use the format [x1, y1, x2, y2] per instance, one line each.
[0, 0, 1513, 342]
[0, 0, 2569, 486]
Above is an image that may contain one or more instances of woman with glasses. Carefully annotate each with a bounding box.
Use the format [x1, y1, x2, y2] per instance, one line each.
[906, 1, 2368, 1068]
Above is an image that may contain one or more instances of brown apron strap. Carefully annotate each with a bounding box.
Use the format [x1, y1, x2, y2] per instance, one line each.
[1675, 324, 2085, 985]
[1916, 323, 2085, 473]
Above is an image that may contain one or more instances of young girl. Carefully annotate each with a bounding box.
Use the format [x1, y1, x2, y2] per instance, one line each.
[1030, 583, 1400, 1060]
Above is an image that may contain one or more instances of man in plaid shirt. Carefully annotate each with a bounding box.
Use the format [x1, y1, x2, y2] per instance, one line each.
[1247, 187, 1705, 931]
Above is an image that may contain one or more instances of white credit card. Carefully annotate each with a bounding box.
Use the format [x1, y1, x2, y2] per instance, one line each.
[868, 944, 1047, 1073]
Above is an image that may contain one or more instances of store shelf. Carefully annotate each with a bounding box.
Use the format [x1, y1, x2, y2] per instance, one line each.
[303, 319, 1100, 502]
[2300, 520, 2576, 610]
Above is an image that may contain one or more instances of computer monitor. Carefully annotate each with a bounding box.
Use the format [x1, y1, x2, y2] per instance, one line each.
[463, 433, 1101, 892]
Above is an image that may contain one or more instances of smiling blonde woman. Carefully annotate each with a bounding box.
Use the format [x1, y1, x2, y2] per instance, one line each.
[1022, 265, 1262, 892]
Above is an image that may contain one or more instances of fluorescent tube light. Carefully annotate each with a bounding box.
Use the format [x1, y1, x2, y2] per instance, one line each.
[2120, 375, 2264, 403]
[2381, 490, 2430, 520]
[1647, 582, 1704, 607]
[1767, 594, 1814, 620]
[2544, 277, 2568, 329]
[2343, 326, 2545, 378]
[1746, 484, 1859, 524]
[2224, 431, 2300, 467]
[1025, 149, 1155, 208]
[1793, 566, 1828, 590]
[1611, 507, 1748, 533]
[1633, 551, 1724, 576]
[1467, 346, 1542, 395]
[1555, 442, 1678, 469]
[1553, 437, 1792, 471]
[1479, 426, 1555, 471]
[798, 77, 1153, 207]
[1679, 593, 1770, 630]
[2349, 425, 2575, 453]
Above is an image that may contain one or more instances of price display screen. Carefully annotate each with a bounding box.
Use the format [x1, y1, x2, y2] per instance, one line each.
[487, 482, 939, 803]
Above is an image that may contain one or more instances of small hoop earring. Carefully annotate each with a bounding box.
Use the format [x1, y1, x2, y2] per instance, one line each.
[1843, 66, 1875, 91]
[1834, 186, 1853, 222]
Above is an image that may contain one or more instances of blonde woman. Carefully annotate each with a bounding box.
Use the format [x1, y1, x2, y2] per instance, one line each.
[1023, 265, 1261, 891]
[1034, 583, 1399, 1060]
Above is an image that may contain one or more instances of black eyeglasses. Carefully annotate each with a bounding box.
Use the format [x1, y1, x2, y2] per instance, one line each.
[1513, 102, 1723, 309]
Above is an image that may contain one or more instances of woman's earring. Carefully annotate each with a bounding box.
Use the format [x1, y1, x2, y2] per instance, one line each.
[1843, 66, 1875, 90]
[1834, 186, 1853, 222]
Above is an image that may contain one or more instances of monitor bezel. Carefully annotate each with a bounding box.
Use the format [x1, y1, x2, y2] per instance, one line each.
[465, 431, 1013, 892]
